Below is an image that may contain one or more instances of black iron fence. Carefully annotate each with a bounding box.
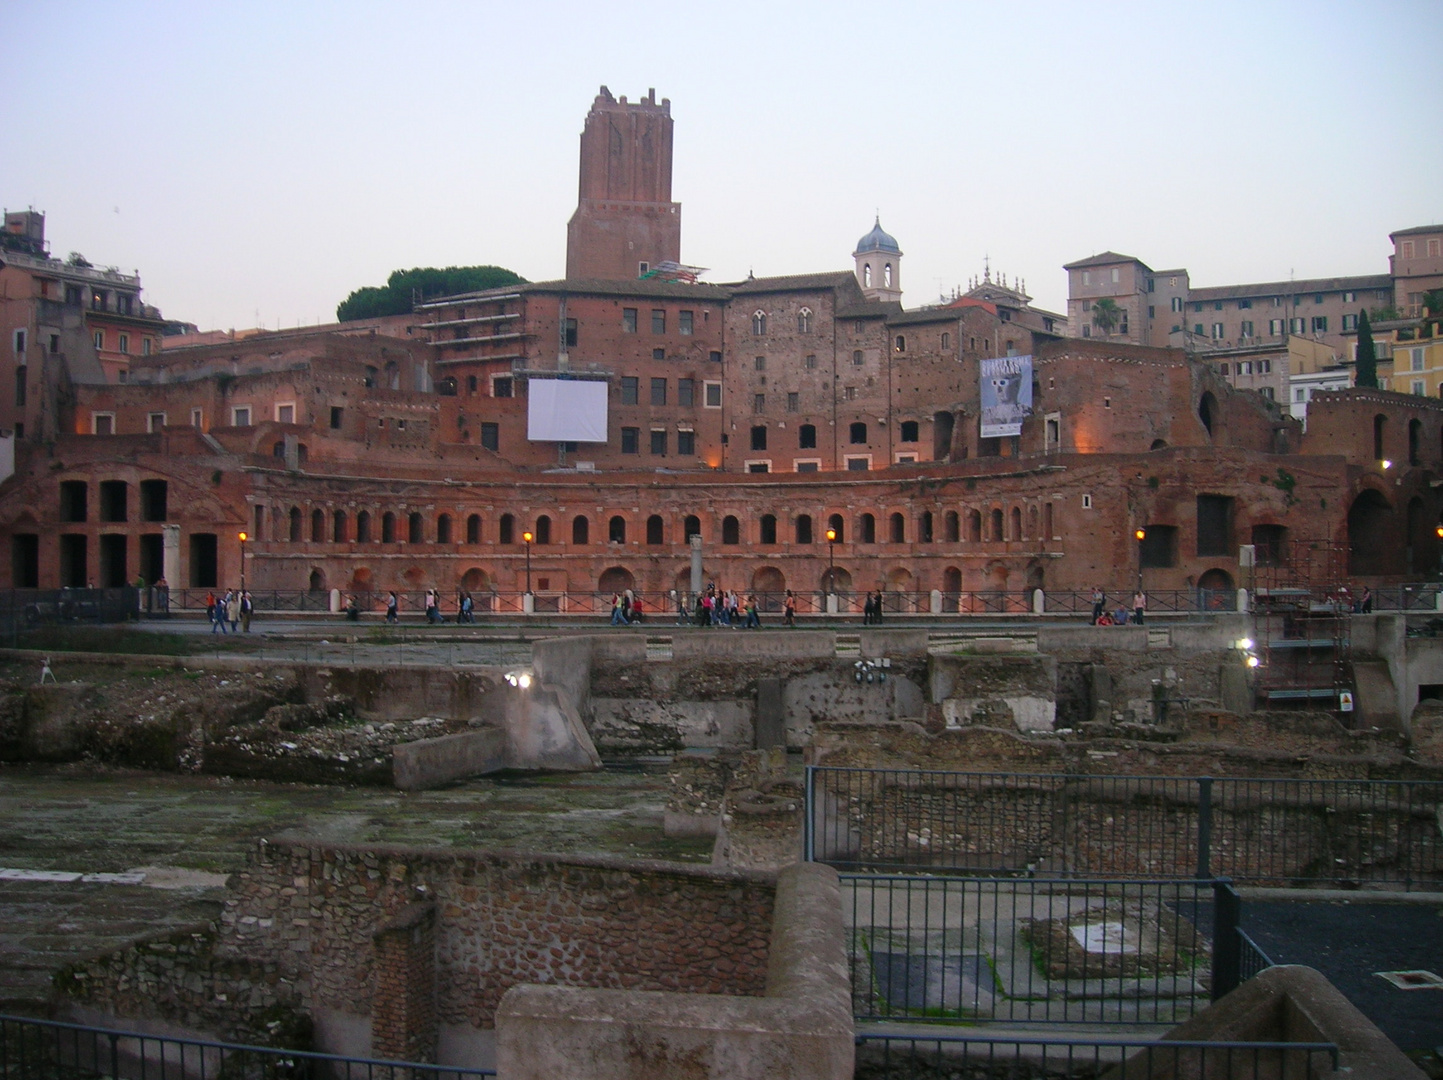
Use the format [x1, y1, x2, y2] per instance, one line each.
[0, 588, 142, 630]
[853, 1033, 1338, 1079]
[0, 1014, 496, 1080]
[842, 875, 1257, 1026]
[806, 767, 1443, 890]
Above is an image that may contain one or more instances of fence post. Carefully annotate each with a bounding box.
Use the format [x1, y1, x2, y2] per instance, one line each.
[803, 766, 816, 862]
[1211, 878, 1242, 1001]
[1196, 777, 1213, 879]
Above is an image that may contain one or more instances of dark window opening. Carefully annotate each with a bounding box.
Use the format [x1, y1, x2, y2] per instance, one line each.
[139, 480, 167, 522]
[751, 426, 767, 451]
[860, 513, 876, 544]
[1140, 525, 1179, 568]
[890, 513, 905, 543]
[796, 515, 813, 544]
[850, 422, 868, 444]
[572, 515, 589, 544]
[760, 515, 777, 544]
[799, 424, 816, 449]
[646, 515, 664, 545]
[900, 420, 919, 442]
[609, 516, 626, 544]
[722, 516, 740, 544]
[60, 480, 88, 523]
[500, 514, 515, 544]
[1197, 495, 1235, 557]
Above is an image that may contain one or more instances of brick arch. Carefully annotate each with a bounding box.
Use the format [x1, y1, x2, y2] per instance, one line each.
[598, 566, 635, 593]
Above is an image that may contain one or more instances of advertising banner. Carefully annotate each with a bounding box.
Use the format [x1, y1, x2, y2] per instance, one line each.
[979, 354, 1033, 438]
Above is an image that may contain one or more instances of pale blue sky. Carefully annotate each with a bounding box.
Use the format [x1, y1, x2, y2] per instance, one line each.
[5, 0, 1440, 330]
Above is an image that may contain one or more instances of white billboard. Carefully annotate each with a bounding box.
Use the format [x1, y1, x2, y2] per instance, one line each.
[979, 354, 1033, 438]
[527, 378, 609, 443]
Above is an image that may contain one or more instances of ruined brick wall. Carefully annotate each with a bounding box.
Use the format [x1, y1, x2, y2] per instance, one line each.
[219, 844, 774, 1030]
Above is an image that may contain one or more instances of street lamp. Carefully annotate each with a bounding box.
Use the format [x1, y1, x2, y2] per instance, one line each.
[238, 531, 248, 594]
[521, 530, 533, 596]
[1134, 527, 1146, 593]
[825, 527, 837, 609]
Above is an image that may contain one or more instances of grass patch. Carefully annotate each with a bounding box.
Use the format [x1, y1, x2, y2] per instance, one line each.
[14, 627, 196, 656]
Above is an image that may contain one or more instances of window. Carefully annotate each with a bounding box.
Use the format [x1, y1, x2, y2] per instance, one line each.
[1269, 319, 1284, 336]
[850, 422, 867, 444]
[853, 350, 864, 366]
[1258, 359, 1271, 374]
[232, 406, 251, 426]
[845, 456, 870, 471]
[709, 350, 722, 363]
[564, 318, 578, 347]
[480, 422, 499, 451]
[754, 355, 766, 371]
[1196, 494, 1234, 557]
[1343, 314, 1358, 331]
[93, 330, 104, 349]
[1211, 323, 1224, 339]
[941, 332, 950, 350]
[650, 429, 667, 455]
[890, 512, 906, 542]
[1082, 494, 1093, 509]
[607, 515, 625, 544]
[900, 420, 918, 442]
[1220, 364, 1230, 376]
[276, 403, 295, 424]
[751, 426, 767, 450]
[1412, 348, 1426, 372]
[652, 309, 666, 334]
[795, 460, 820, 472]
[1312, 316, 1328, 333]
[493, 376, 513, 398]
[646, 515, 664, 544]
[798, 308, 812, 333]
[1290, 318, 1305, 334]
[1240, 321, 1253, 338]
[14, 365, 25, 407]
[679, 310, 693, 335]
[142, 338, 152, 356]
[118, 333, 129, 354]
[753, 393, 765, 413]
[651, 377, 667, 405]
[12, 329, 25, 354]
[1314, 294, 1324, 305]
[191, 408, 203, 428]
[1192, 324, 1203, 335]
[1148, 306, 1155, 318]
[704, 381, 722, 407]
[894, 335, 906, 352]
[722, 516, 740, 544]
[623, 308, 637, 333]
[678, 378, 694, 407]
[1171, 297, 1183, 312]
[146, 412, 165, 433]
[799, 423, 816, 449]
[1111, 268, 1120, 283]
[844, 385, 857, 401]
[621, 427, 639, 453]
[805, 354, 817, 369]
[677, 430, 695, 455]
[748, 461, 770, 474]
[1237, 299, 1252, 310]
[752, 311, 767, 335]
[787, 392, 799, 412]
[92, 412, 115, 435]
[653, 347, 665, 361]
[621, 376, 639, 404]
[1083, 271, 1091, 285]
[760, 515, 777, 543]
[1412, 380, 1425, 396]
[796, 515, 813, 544]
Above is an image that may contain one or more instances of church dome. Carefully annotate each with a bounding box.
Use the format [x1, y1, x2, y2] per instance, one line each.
[855, 217, 901, 255]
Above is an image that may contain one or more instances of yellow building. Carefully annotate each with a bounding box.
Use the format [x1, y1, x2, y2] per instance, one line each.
[1376, 319, 1443, 398]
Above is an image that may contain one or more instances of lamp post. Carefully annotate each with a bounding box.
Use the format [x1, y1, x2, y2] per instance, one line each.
[1134, 527, 1146, 594]
[238, 531, 248, 594]
[825, 528, 837, 613]
[522, 530, 533, 596]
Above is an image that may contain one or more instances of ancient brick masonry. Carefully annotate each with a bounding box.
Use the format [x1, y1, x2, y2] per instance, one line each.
[370, 903, 437, 1063]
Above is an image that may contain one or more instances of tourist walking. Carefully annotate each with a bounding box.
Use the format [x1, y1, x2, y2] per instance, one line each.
[744, 594, 760, 629]
[1132, 590, 1146, 626]
[783, 590, 796, 628]
[240, 591, 253, 632]
[385, 590, 399, 623]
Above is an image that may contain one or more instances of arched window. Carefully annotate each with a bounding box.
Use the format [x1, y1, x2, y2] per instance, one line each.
[890, 512, 905, 543]
[796, 514, 813, 544]
[990, 508, 1004, 542]
[798, 308, 812, 334]
[356, 511, 372, 543]
[1374, 414, 1386, 460]
[536, 515, 552, 544]
[385, 361, 399, 390]
[752, 311, 767, 335]
[968, 509, 982, 542]
[1199, 392, 1217, 437]
[760, 514, 777, 544]
[683, 515, 701, 541]
[884, 263, 893, 288]
[894, 334, 905, 352]
[467, 514, 481, 544]
[722, 515, 740, 545]
[437, 514, 453, 544]
[1010, 506, 1022, 540]
[850, 422, 868, 444]
[919, 511, 934, 543]
[1027, 505, 1038, 540]
[499, 513, 515, 544]
[311, 509, 324, 543]
[799, 424, 817, 449]
[646, 515, 664, 545]
[1409, 418, 1421, 466]
[408, 512, 423, 544]
[289, 507, 302, 542]
[609, 515, 627, 544]
[332, 510, 347, 543]
[381, 512, 396, 543]
[828, 514, 845, 542]
[572, 515, 589, 544]
[944, 510, 960, 543]
[863, 264, 872, 288]
[860, 513, 876, 544]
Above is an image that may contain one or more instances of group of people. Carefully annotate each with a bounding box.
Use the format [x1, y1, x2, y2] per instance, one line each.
[681, 585, 761, 628]
[1090, 586, 1147, 626]
[204, 588, 253, 633]
[861, 591, 886, 624]
[609, 590, 645, 625]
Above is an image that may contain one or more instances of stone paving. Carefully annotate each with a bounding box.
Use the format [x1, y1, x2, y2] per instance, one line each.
[0, 761, 710, 1010]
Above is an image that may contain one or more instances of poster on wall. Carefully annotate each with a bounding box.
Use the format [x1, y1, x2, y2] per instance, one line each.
[527, 378, 609, 442]
[979, 354, 1033, 438]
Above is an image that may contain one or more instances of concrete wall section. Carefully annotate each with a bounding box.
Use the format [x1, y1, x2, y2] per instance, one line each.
[392, 728, 507, 791]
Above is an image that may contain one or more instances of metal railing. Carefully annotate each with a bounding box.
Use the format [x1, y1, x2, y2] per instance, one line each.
[853, 1033, 1338, 1078]
[806, 767, 1443, 889]
[0, 1014, 496, 1080]
[844, 875, 1239, 1026]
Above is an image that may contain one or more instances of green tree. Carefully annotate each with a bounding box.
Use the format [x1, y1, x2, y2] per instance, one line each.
[1354, 309, 1378, 389]
[1091, 297, 1122, 336]
[1423, 288, 1443, 318]
[336, 265, 527, 322]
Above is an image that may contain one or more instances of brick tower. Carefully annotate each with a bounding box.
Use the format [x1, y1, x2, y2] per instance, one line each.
[565, 86, 682, 281]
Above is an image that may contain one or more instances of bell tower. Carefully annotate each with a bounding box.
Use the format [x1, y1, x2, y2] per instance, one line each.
[565, 87, 682, 281]
[853, 217, 903, 303]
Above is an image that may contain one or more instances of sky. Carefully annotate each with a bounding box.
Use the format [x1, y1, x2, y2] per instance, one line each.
[4, 1, 1441, 331]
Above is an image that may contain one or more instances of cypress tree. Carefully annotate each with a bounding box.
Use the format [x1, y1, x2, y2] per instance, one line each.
[1355, 309, 1378, 389]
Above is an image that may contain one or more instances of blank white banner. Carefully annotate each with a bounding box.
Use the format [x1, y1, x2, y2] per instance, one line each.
[527, 379, 609, 442]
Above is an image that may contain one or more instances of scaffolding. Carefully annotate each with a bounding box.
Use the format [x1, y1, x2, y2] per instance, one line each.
[1250, 538, 1353, 712]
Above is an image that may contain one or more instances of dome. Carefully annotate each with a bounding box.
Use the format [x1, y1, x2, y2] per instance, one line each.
[855, 216, 901, 255]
